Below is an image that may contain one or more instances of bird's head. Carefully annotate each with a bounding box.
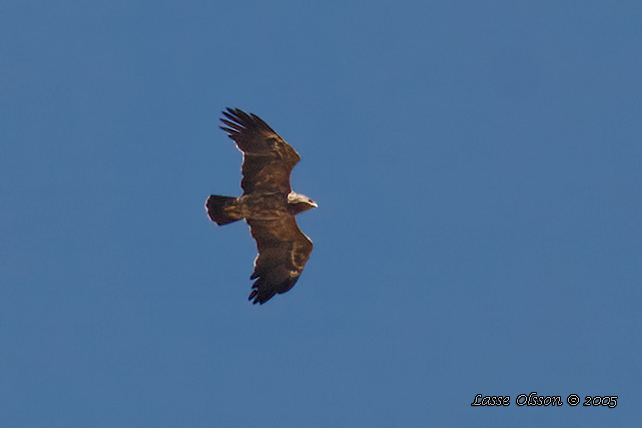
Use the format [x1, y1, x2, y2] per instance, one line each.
[287, 192, 318, 215]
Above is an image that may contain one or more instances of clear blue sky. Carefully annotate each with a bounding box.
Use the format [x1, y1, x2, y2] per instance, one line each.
[2, 1, 640, 426]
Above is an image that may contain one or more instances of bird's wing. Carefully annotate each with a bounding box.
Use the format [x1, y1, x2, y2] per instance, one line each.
[246, 216, 313, 304]
[220, 108, 300, 195]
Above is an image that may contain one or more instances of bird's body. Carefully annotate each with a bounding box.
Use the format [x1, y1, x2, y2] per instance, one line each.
[240, 193, 290, 219]
[206, 108, 317, 304]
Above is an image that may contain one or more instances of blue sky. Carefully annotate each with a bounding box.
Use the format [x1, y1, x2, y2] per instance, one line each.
[2, 1, 641, 426]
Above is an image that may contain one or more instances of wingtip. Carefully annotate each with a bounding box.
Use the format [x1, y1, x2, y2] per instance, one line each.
[248, 289, 261, 304]
[219, 126, 238, 137]
[221, 108, 255, 127]
[220, 108, 270, 133]
[222, 109, 237, 122]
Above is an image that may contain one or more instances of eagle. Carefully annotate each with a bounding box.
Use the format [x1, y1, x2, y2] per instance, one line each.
[205, 108, 317, 304]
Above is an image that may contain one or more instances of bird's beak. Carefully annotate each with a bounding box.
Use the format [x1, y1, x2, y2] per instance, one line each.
[310, 201, 318, 208]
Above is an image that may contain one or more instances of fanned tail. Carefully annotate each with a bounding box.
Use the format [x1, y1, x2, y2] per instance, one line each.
[206, 195, 243, 225]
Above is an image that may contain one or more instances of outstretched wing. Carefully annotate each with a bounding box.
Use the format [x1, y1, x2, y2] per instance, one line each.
[220, 108, 301, 195]
[246, 216, 313, 304]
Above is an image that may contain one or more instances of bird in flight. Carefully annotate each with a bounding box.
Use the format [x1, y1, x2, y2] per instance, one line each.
[206, 108, 317, 304]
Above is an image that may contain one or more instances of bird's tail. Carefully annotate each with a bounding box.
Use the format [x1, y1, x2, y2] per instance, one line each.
[206, 195, 243, 225]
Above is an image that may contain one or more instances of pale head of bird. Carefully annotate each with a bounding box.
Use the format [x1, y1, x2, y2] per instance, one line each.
[287, 192, 318, 215]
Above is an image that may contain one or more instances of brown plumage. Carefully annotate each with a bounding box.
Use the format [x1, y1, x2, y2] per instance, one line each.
[206, 108, 317, 304]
